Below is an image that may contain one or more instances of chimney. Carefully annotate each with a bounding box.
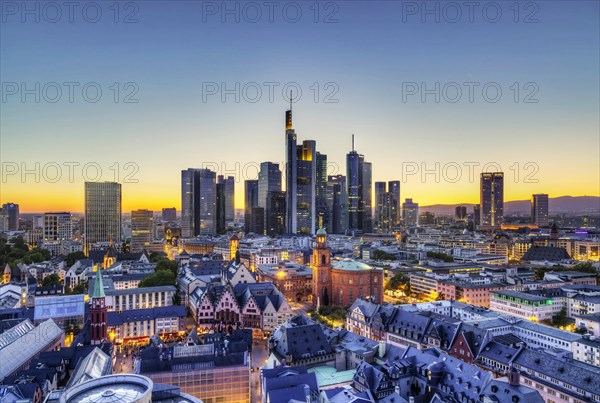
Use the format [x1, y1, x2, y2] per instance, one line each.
[379, 341, 386, 357]
[304, 384, 311, 403]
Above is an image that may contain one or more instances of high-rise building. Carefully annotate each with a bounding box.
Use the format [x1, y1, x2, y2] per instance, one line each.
[480, 172, 504, 228]
[473, 205, 481, 226]
[402, 198, 419, 227]
[162, 207, 177, 222]
[388, 181, 401, 226]
[284, 103, 317, 234]
[223, 176, 235, 223]
[131, 209, 153, 252]
[258, 162, 282, 234]
[1, 203, 19, 231]
[455, 206, 467, 221]
[531, 194, 549, 227]
[266, 191, 286, 236]
[244, 179, 259, 232]
[84, 182, 122, 253]
[216, 177, 226, 234]
[44, 212, 72, 241]
[362, 161, 373, 233]
[315, 152, 329, 231]
[327, 175, 348, 235]
[181, 168, 216, 237]
[346, 135, 371, 234]
[375, 182, 391, 233]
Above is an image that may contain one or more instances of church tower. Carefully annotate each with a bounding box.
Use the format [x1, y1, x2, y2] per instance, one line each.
[312, 228, 332, 307]
[90, 265, 107, 345]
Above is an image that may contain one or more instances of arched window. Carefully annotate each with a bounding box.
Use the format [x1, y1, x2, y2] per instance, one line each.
[321, 254, 326, 265]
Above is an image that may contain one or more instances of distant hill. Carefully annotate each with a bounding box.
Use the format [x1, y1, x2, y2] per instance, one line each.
[421, 196, 600, 215]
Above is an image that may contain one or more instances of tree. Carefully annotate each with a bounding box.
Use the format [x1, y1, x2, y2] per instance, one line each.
[139, 270, 175, 288]
[42, 273, 62, 287]
[386, 272, 410, 291]
[65, 251, 87, 266]
[373, 250, 397, 261]
[426, 251, 454, 262]
[156, 259, 178, 276]
[552, 307, 569, 327]
[66, 281, 88, 295]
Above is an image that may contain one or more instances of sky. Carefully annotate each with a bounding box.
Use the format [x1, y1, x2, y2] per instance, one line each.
[1, 0, 599, 213]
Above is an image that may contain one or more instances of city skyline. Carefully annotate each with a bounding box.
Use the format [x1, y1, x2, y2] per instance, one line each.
[2, 1, 599, 213]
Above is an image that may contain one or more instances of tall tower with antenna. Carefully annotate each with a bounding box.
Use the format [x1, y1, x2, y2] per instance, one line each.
[285, 90, 297, 233]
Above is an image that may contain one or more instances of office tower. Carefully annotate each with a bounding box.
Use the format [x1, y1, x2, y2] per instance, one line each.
[315, 152, 329, 230]
[480, 172, 504, 228]
[388, 181, 401, 226]
[216, 179, 226, 234]
[531, 194, 549, 227]
[162, 207, 177, 222]
[327, 175, 348, 235]
[249, 207, 265, 235]
[258, 162, 282, 234]
[362, 161, 372, 232]
[375, 182, 391, 233]
[346, 135, 371, 234]
[244, 179, 259, 232]
[223, 176, 235, 223]
[473, 205, 481, 226]
[284, 103, 317, 234]
[131, 209, 153, 252]
[455, 206, 467, 221]
[266, 191, 286, 236]
[402, 198, 419, 227]
[44, 212, 72, 241]
[84, 182, 122, 253]
[1, 203, 19, 231]
[181, 168, 217, 237]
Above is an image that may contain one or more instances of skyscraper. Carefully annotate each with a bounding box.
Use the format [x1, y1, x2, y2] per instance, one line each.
[181, 168, 216, 237]
[1, 203, 19, 231]
[402, 198, 419, 227]
[531, 194, 549, 227]
[473, 205, 481, 227]
[315, 152, 329, 230]
[216, 181, 226, 234]
[284, 102, 317, 234]
[346, 135, 371, 234]
[44, 212, 72, 241]
[388, 181, 401, 226]
[258, 162, 282, 234]
[244, 179, 259, 232]
[327, 175, 348, 235]
[131, 209, 153, 252]
[223, 176, 235, 223]
[266, 191, 286, 236]
[375, 182, 391, 233]
[480, 172, 504, 228]
[84, 182, 122, 253]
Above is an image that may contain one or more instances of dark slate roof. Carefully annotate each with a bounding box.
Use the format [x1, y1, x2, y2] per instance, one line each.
[264, 372, 317, 403]
[479, 341, 521, 365]
[482, 380, 544, 403]
[274, 320, 333, 360]
[521, 246, 570, 261]
[107, 306, 186, 326]
[513, 348, 600, 395]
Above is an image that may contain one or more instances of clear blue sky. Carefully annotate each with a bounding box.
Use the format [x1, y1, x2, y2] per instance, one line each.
[1, 1, 599, 212]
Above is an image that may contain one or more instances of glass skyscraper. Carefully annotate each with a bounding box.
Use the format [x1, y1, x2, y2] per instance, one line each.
[480, 172, 504, 228]
[181, 168, 216, 237]
[84, 182, 122, 253]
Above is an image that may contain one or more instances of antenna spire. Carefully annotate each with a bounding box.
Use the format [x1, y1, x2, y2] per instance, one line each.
[289, 90, 292, 111]
[352, 134, 355, 152]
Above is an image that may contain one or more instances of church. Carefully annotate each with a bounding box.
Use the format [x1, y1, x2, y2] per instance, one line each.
[311, 229, 384, 307]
